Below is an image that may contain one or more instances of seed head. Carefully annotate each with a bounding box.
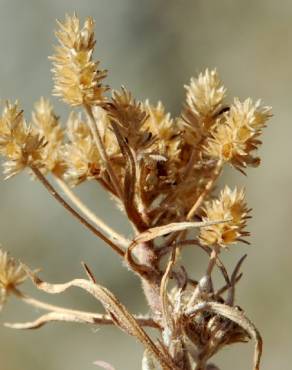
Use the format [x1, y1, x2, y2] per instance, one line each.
[199, 186, 250, 247]
[51, 14, 108, 106]
[0, 249, 27, 308]
[182, 69, 226, 144]
[0, 102, 45, 178]
[32, 97, 65, 176]
[204, 98, 272, 171]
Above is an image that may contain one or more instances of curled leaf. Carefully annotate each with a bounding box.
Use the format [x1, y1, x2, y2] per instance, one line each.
[186, 301, 262, 370]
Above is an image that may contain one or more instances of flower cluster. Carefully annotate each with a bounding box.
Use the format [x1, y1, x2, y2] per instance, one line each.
[182, 69, 226, 145]
[204, 98, 272, 171]
[199, 186, 250, 247]
[0, 102, 45, 178]
[51, 14, 108, 106]
[0, 249, 27, 308]
[32, 98, 65, 176]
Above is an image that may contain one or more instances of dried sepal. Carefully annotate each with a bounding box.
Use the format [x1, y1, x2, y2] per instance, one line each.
[204, 98, 272, 170]
[199, 186, 250, 247]
[0, 249, 27, 308]
[0, 101, 45, 178]
[51, 14, 108, 106]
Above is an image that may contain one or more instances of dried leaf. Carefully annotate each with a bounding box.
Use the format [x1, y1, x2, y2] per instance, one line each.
[24, 268, 177, 370]
[186, 301, 262, 370]
[133, 220, 228, 245]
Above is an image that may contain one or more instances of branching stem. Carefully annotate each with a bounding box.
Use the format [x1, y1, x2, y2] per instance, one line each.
[8, 291, 159, 329]
[54, 176, 130, 248]
[30, 165, 125, 257]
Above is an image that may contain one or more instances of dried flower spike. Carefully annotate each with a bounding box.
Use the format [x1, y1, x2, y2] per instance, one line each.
[199, 186, 250, 247]
[51, 14, 108, 106]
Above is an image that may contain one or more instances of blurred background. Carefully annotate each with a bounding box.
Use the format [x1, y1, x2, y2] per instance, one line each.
[0, 1, 290, 369]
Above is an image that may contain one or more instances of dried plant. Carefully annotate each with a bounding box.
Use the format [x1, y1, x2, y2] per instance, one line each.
[0, 14, 272, 370]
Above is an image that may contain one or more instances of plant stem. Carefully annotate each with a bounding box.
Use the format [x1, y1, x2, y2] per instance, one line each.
[11, 292, 159, 328]
[54, 176, 130, 248]
[206, 245, 220, 277]
[187, 160, 223, 220]
[30, 165, 125, 257]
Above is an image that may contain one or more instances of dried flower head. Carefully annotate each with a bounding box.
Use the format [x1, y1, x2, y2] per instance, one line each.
[63, 109, 121, 185]
[0, 102, 45, 178]
[144, 101, 177, 141]
[204, 98, 272, 170]
[199, 186, 250, 247]
[51, 14, 108, 106]
[0, 249, 27, 307]
[182, 69, 226, 145]
[32, 97, 65, 175]
[107, 87, 149, 151]
[63, 112, 102, 184]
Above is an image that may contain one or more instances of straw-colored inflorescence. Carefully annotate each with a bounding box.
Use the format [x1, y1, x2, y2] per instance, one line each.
[0, 13, 272, 370]
[51, 14, 108, 107]
[0, 249, 27, 308]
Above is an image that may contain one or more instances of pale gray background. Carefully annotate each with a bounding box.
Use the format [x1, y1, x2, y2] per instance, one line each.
[0, 1, 291, 369]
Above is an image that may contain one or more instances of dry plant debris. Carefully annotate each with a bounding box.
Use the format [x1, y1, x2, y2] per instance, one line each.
[0, 14, 272, 370]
